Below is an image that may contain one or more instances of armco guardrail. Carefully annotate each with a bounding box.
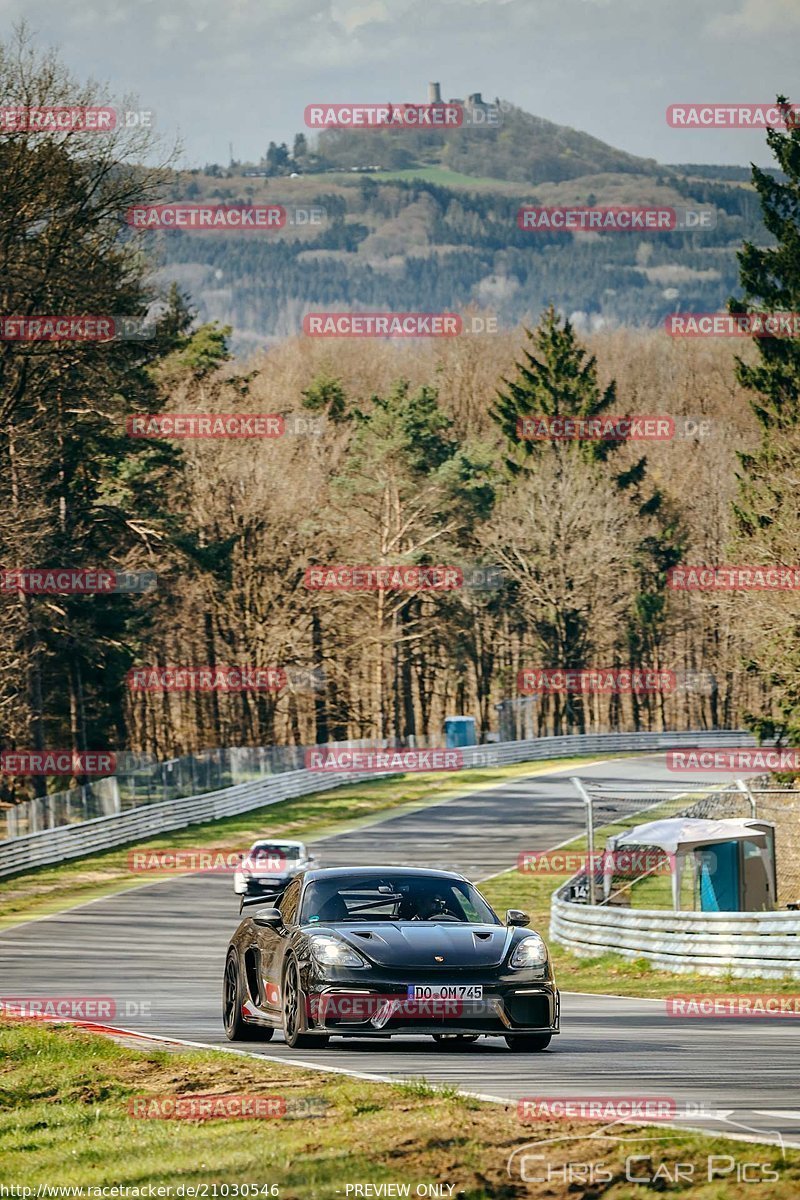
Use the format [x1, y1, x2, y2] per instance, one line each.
[550, 895, 800, 980]
[0, 729, 754, 879]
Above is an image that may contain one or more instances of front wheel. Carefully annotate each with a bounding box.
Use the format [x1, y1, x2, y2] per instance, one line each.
[223, 950, 274, 1042]
[505, 1033, 552, 1052]
[282, 958, 330, 1049]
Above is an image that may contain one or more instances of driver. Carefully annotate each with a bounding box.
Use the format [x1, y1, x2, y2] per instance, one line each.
[402, 883, 461, 921]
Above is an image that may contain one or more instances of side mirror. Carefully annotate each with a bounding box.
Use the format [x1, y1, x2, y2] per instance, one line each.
[252, 907, 283, 928]
[505, 909, 530, 927]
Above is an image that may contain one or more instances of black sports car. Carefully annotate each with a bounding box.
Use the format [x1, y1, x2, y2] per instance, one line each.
[222, 866, 559, 1052]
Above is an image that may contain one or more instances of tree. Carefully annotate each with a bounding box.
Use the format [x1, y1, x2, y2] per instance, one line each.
[0, 28, 188, 794]
[301, 374, 349, 423]
[490, 306, 619, 474]
[266, 141, 290, 176]
[731, 96, 800, 431]
[326, 381, 492, 738]
[729, 97, 800, 743]
[490, 308, 684, 731]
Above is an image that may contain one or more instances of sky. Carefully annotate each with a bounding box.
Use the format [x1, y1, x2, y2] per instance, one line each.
[1, 0, 796, 168]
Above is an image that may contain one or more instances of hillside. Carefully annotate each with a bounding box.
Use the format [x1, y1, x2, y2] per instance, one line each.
[310, 101, 660, 184]
[147, 93, 768, 357]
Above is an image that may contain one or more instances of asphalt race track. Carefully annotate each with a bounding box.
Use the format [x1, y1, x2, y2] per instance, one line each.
[2, 754, 799, 1150]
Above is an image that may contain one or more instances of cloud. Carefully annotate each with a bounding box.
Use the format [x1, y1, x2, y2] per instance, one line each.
[330, 0, 391, 33]
[707, 0, 800, 36]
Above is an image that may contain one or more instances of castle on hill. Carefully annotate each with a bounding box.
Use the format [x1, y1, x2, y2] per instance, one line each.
[427, 82, 490, 114]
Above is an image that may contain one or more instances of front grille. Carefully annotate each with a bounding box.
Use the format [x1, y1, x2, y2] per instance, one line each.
[384, 1015, 507, 1033]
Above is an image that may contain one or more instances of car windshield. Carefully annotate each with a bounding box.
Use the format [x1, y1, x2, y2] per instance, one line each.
[300, 875, 500, 925]
[247, 844, 301, 866]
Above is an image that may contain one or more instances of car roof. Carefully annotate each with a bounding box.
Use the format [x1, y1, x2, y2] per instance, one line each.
[300, 865, 467, 883]
[250, 839, 305, 848]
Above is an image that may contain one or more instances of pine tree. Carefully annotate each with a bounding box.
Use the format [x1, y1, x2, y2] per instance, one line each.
[490, 305, 620, 473]
[490, 306, 685, 726]
[729, 98, 800, 743]
[731, 97, 800, 432]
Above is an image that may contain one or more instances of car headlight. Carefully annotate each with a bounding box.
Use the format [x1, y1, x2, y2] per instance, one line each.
[509, 934, 548, 968]
[233, 871, 246, 894]
[309, 935, 368, 969]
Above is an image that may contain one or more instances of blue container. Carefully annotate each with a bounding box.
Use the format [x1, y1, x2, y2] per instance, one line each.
[444, 716, 476, 748]
[697, 841, 740, 912]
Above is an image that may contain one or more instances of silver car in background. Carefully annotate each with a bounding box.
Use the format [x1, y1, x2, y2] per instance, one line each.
[233, 839, 317, 900]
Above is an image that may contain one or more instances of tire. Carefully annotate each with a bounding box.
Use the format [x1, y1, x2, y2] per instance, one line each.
[282, 957, 330, 1049]
[504, 1033, 552, 1052]
[223, 950, 275, 1042]
[432, 1034, 479, 1047]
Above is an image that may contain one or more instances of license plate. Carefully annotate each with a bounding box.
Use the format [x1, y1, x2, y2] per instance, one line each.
[407, 984, 483, 1000]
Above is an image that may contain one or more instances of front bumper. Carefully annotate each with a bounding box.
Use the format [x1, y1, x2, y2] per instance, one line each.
[243, 878, 289, 896]
[302, 966, 560, 1036]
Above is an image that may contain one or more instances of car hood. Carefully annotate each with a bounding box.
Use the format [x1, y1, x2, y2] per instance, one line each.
[325, 922, 511, 968]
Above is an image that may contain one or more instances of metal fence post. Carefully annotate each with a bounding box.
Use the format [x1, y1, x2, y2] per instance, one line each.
[735, 777, 757, 818]
[571, 776, 596, 905]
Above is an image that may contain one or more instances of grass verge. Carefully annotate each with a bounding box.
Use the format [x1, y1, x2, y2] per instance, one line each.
[1, 1018, 797, 1199]
[0, 755, 612, 930]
